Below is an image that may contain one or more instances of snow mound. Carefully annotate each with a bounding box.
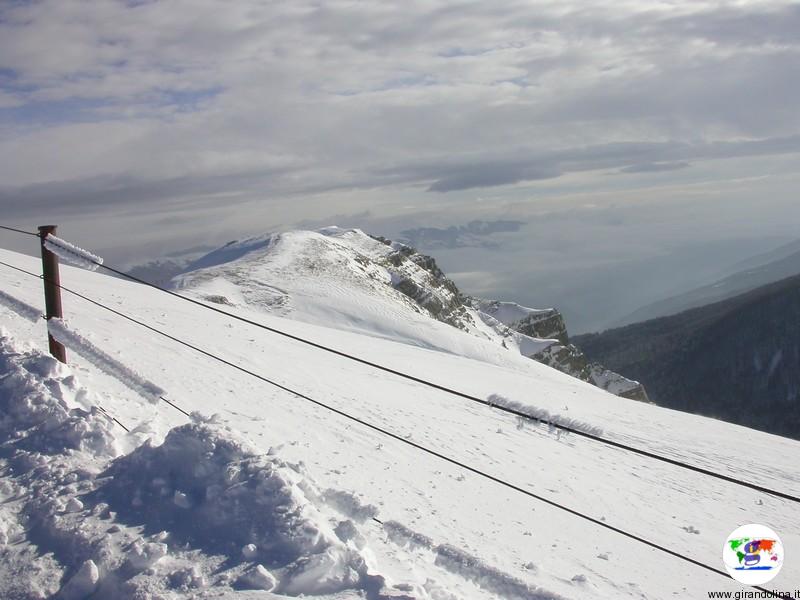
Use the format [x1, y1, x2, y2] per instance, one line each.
[0, 331, 118, 457]
[59, 559, 100, 600]
[0, 330, 392, 599]
[0, 331, 119, 599]
[95, 416, 382, 595]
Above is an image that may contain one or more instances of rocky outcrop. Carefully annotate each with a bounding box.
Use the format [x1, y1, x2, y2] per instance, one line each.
[518, 341, 648, 402]
[515, 312, 569, 345]
[371, 235, 476, 331]
[371, 235, 649, 402]
[474, 300, 569, 344]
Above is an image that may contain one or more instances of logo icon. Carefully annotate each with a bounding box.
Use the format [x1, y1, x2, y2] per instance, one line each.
[723, 524, 784, 585]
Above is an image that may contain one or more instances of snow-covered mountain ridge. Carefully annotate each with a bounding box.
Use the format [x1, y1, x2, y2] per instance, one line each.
[173, 227, 647, 401]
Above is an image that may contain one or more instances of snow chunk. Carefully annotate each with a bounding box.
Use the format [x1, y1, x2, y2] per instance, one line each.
[334, 520, 360, 544]
[126, 538, 168, 571]
[384, 520, 435, 550]
[169, 564, 205, 589]
[47, 318, 164, 403]
[322, 489, 379, 522]
[281, 547, 362, 595]
[43, 234, 103, 271]
[63, 498, 83, 513]
[241, 543, 258, 559]
[237, 564, 277, 591]
[59, 559, 99, 600]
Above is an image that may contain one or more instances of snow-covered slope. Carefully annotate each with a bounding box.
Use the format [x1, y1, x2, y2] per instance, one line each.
[173, 227, 646, 400]
[1, 246, 798, 599]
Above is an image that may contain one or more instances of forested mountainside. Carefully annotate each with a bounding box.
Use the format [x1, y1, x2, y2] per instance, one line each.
[575, 274, 800, 439]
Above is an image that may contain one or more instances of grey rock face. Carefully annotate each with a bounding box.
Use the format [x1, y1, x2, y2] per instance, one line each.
[371, 235, 648, 401]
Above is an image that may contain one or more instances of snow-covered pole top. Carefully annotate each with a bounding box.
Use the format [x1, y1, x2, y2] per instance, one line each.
[43, 233, 104, 272]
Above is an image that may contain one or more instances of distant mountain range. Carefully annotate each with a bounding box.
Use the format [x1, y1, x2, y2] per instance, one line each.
[614, 238, 800, 327]
[574, 273, 800, 440]
[399, 220, 526, 249]
[123, 245, 215, 288]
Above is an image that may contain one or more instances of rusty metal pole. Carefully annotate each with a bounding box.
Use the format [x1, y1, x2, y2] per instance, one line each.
[38, 225, 67, 363]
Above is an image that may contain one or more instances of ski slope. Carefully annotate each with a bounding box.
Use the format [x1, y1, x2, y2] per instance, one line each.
[1, 245, 799, 599]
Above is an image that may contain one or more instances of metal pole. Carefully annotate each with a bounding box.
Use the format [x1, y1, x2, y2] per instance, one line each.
[38, 225, 67, 363]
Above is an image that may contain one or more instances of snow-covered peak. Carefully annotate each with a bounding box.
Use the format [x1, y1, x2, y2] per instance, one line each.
[316, 225, 367, 239]
[172, 228, 499, 361]
[172, 228, 647, 400]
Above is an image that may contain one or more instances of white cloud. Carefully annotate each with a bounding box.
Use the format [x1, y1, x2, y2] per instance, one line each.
[0, 0, 797, 260]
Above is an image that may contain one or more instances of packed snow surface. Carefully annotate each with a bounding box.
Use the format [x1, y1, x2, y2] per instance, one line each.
[47, 317, 165, 402]
[0, 243, 799, 599]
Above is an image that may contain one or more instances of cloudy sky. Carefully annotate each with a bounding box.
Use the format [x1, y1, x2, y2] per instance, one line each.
[1, 0, 799, 330]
